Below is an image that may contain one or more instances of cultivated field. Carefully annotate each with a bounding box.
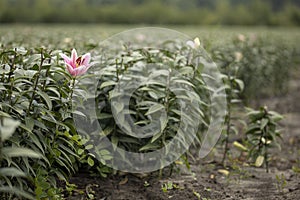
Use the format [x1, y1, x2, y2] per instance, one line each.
[0, 24, 299, 200]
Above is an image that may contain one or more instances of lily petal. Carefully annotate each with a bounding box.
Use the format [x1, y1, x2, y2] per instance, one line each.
[64, 57, 76, 68]
[66, 63, 76, 76]
[61, 49, 93, 77]
[66, 63, 75, 70]
[60, 53, 71, 63]
[74, 65, 90, 76]
[81, 53, 91, 66]
[71, 49, 78, 65]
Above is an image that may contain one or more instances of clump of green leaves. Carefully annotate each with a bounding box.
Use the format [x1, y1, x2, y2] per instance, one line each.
[0, 37, 212, 197]
[161, 181, 180, 192]
[79, 40, 211, 172]
[0, 47, 111, 199]
[245, 106, 283, 172]
[0, 115, 42, 200]
[275, 173, 287, 193]
[212, 34, 294, 103]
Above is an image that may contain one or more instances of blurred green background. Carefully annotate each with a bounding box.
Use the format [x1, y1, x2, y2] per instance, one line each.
[0, 0, 300, 25]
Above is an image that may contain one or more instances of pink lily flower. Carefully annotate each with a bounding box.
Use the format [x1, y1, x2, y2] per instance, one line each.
[60, 49, 92, 77]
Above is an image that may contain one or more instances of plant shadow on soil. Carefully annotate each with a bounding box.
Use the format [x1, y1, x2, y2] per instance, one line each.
[66, 75, 300, 200]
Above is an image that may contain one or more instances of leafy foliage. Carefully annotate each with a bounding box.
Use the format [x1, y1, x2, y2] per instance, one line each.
[0, 47, 111, 199]
[0, 116, 38, 200]
[75, 40, 211, 171]
[218, 52, 244, 165]
[0, 26, 294, 199]
[245, 106, 283, 172]
[211, 34, 294, 104]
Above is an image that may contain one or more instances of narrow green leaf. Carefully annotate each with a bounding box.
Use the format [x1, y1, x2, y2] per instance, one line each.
[139, 143, 161, 151]
[2, 147, 42, 158]
[0, 186, 35, 200]
[172, 78, 195, 88]
[36, 90, 52, 110]
[160, 116, 168, 132]
[234, 79, 244, 91]
[100, 126, 114, 136]
[0, 167, 27, 177]
[100, 81, 116, 89]
[25, 116, 34, 132]
[97, 113, 113, 120]
[245, 124, 260, 134]
[151, 131, 163, 143]
[145, 103, 165, 116]
[260, 118, 269, 130]
[29, 133, 45, 154]
[45, 86, 61, 97]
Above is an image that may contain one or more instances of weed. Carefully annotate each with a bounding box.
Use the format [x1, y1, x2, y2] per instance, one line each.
[275, 173, 287, 193]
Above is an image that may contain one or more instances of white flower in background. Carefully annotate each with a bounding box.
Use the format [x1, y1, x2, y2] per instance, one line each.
[136, 33, 146, 42]
[64, 37, 72, 43]
[187, 37, 201, 49]
[237, 34, 246, 42]
[234, 52, 243, 62]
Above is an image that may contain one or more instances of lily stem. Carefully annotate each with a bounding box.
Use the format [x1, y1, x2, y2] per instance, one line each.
[70, 77, 76, 104]
[27, 49, 45, 115]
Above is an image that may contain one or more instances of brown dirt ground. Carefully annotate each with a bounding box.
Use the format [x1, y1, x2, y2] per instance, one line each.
[65, 76, 300, 200]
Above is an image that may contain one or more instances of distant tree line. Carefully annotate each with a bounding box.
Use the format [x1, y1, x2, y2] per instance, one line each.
[0, 0, 299, 25]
